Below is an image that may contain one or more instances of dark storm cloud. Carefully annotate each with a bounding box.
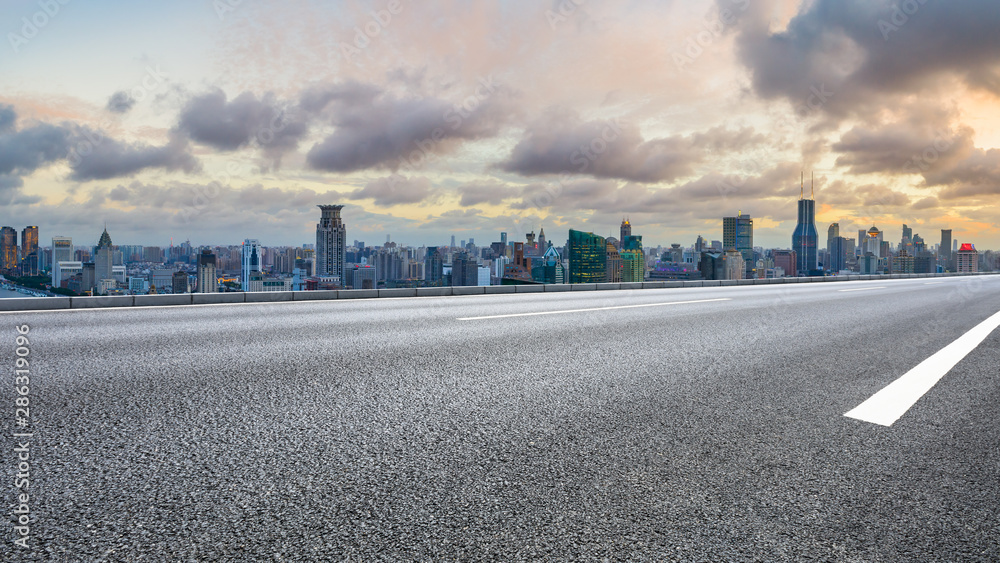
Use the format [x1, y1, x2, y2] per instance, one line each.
[0, 119, 70, 176]
[497, 110, 764, 183]
[299, 81, 381, 114]
[833, 122, 974, 176]
[726, 0, 1000, 117]
[0, 105, 16, 132]
[106, 91, 136, 114]
[306, 81, 510, 173]
[457, 181, 520, 206]
[347, 175, 435, 206]
[67, 131, 199, 181]
[176, 89, 308, 159]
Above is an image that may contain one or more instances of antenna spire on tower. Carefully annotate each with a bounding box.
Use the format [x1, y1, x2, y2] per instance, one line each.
[811, 171, 814, 199]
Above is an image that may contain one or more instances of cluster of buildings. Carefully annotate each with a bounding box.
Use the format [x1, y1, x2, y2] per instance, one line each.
[2, 188, 994, 296]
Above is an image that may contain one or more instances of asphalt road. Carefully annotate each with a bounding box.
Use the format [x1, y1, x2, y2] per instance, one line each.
[4, 276, 1000, 561]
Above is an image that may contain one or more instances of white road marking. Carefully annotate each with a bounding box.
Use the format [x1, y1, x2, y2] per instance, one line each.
[838, 286, 886, 292]
[844, 308, 1000, 426]
[456, 298, 731, 321]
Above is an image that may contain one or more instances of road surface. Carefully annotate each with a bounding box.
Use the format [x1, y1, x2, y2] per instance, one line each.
[4, 276, 1000, 560]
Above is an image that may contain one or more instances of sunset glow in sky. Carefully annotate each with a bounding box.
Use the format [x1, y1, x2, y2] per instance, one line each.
[2, 0, 998, 249]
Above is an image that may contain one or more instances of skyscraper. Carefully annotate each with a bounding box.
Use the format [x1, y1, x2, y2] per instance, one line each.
[940, 229, 952, 270]
[792, 174, 818, 275]
[0, 227, 17, 272]
[424, 246, 444, 285]
[241, 239, 262, 291]
[94, 228, 114, 293]
[723, 212, 753, 277]
[568, 229, 607, 283]
[196, 250, 217, 293]
[956, 243, 978, 273]
[316, 205, 346, 283]
[21, 226, 38, 276]
[52, 236, 73, 274]
[826, 223, 840, 272]
[621, 235, 645, 282]
[620, 218, 631, 249]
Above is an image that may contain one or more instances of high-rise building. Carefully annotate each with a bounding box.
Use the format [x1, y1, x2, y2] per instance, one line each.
[51, 236, 73, 274]
[792, 175, 818, 275]
[424, 246, 444, 285]
[826, 223, 839, 271]
[828, 236, 848, 272]
[0, 227, 17, 272]
[316, 205, 347, 283]
[620, 218, 631, 249]
[143, 246, 163, 263]
[864, 226, 883, 257]
[773, 249, 797, 277]
[956, 243, 978, 273]
[605, 242, 622, 282]
[94, 228, 114, 294]
[241, 239, 262, 291]
[621, 235, 645, 282]
[20, 226, 38, 276]
[451, 253, 479, 286]
[940, 229, 952, 270]
[196, 250, 217, 293]
[568, 229, 607, 283]
[172, 271, 189, 294]
[723, 212, 753, 277]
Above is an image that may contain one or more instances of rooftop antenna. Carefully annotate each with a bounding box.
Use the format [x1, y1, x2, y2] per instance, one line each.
[811, 171, 815, 199]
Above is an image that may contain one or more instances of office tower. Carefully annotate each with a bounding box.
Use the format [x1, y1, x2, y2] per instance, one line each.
[772, 250, 797, 277]
[695, 235, 705, 253]
[350, 265, 378, 289]
[196, 250, 217, 293]
[826, 223, 839, 271]
[605, 242, 622, 282]
[424, 246, 444, 285]
[451, 235, 456, 248]
[500, 232, 507, 247]
[568, 229, 607, 283]
[20, 226, 38, 275]
[525, 231, 536, 251]
[537, 228, 546, 252]
[241, 239, 262, 291]
[451, 253, 479, 286]
[316, 205, 347, 282]
[956, 244, 978, 273]
[864, 226, 883, 257]
[724, 212, 753, 277]
[857, 230, 866, 256]
[621, 235, 644, 282]
[940, 229, 952, 270]
[792, 174, 818, 275]
[51, 236, 73, 273]
[828, 236, 847, 272]
[0, 227, 17, 272]
[172, 271, 189, 294]
[94, 228, 114, 294]
[620, 218, 631, 248]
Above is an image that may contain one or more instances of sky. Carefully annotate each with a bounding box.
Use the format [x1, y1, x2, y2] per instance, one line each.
[1, 0, 998, 250]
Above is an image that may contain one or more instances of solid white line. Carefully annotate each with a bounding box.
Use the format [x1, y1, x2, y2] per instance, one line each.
[838, 286, 886, 292]
[844, 308, 1000, 426]
[456, 298, 731, 321]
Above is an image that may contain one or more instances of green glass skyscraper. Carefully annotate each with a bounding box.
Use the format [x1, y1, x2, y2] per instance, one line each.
[568, 229, 606, 283]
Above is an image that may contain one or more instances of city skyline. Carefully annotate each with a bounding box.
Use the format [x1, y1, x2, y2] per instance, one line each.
[2, 1, 999, 249]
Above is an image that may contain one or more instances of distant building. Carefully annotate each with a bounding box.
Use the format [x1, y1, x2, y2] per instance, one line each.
[940, 229, 952, 270]
[21, 226, 38, 276]
[605, 243, 622, 283]
[241, 239, 262, 291]
[723, 212, 753, 277]
[172, 271, 189, 294]
[0, 227, 16, 273]
[620, 235, 645, 282]
[792, 175, 818, 274]
[143, 246, 163, 263]
[424, 246, 444, 285]
[451, 253, 479, 286]
[956, 243, 978, 273]
[52, 236, 73, 274]
[349, 264, 378, 289]
[773, 250, 797, 277]
[568, 229, 607, 283]
[316, 205, 347, 282]
[619, 218, 631, 250]
[94, 228, 115, 294]
[196, 250, 217, 293]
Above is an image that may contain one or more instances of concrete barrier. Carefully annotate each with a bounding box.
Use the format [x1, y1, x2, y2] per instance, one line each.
[0, 297, 71, 311]
[245, 291, 293, 303]
[544, 284, 572, 292]
[640, 281, 664, 289]
[415, 287, 452, 297]
[620, 282, 644, 290]
[378, 288, 417, 298]
[570, 284, 597, 291]
[73, 295, 136, 308]
[193, 292, 245, 305]
[292, 290, 339, 301]
[338, 289, 378, 299]
[682, 281, 703, 288]
[736, 279, 755, 286]
[485, 285, 516, 294]
[702, 280, 722, 287]
[514, 285, 544, 293]
[595, 283, 620, 291]
[453, 286, 486, 295]
[133, 294, 189, 307]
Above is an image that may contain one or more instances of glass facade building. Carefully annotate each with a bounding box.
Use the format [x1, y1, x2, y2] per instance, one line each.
[568, 229, 607, 283]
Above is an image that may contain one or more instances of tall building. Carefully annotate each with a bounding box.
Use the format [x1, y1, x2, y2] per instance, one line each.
[605, 242, 622, 282]
[316, 205, 346, 283]
[424, 246, 444, 285]
[826, 223, 839, 271]
[864, 226, 883, 257]
[620, 218, 631, 249]
[772, 249, 797, 277]
[723, 212, 753, 277]
[196, 250, 217, 293]
[94, 228, 114, 293]
[828, 236, 848, 272]
[568, 229, 607, 283]
[621, 235, 645, 282]
[792, 175, 818, 275]
[0, 226, 17, 272]
[940, 229, 952, 270]
[451, 253, 479, 286]
[51, 236, 73, 274]
[21, 226, 38, 276]
[172, 270, 189, 294]
[956, 243, 978, 273]
[241, 239, 262, 291]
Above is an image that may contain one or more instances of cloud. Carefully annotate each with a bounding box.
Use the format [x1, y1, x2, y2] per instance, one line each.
[67, 131, 200, 181]
[726, 0, 1000, 119]
[306, 83, 512, 173]
[0, 105, 15, 132]
[106, 91, 136, 114]
[347, 175, 435, 207]
[497, 109, 764, 183]
[176, 89, 308, 164]
[456, 181, 520, 206]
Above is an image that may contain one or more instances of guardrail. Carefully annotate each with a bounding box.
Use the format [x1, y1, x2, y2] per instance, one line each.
[0, 271, 996, 312]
